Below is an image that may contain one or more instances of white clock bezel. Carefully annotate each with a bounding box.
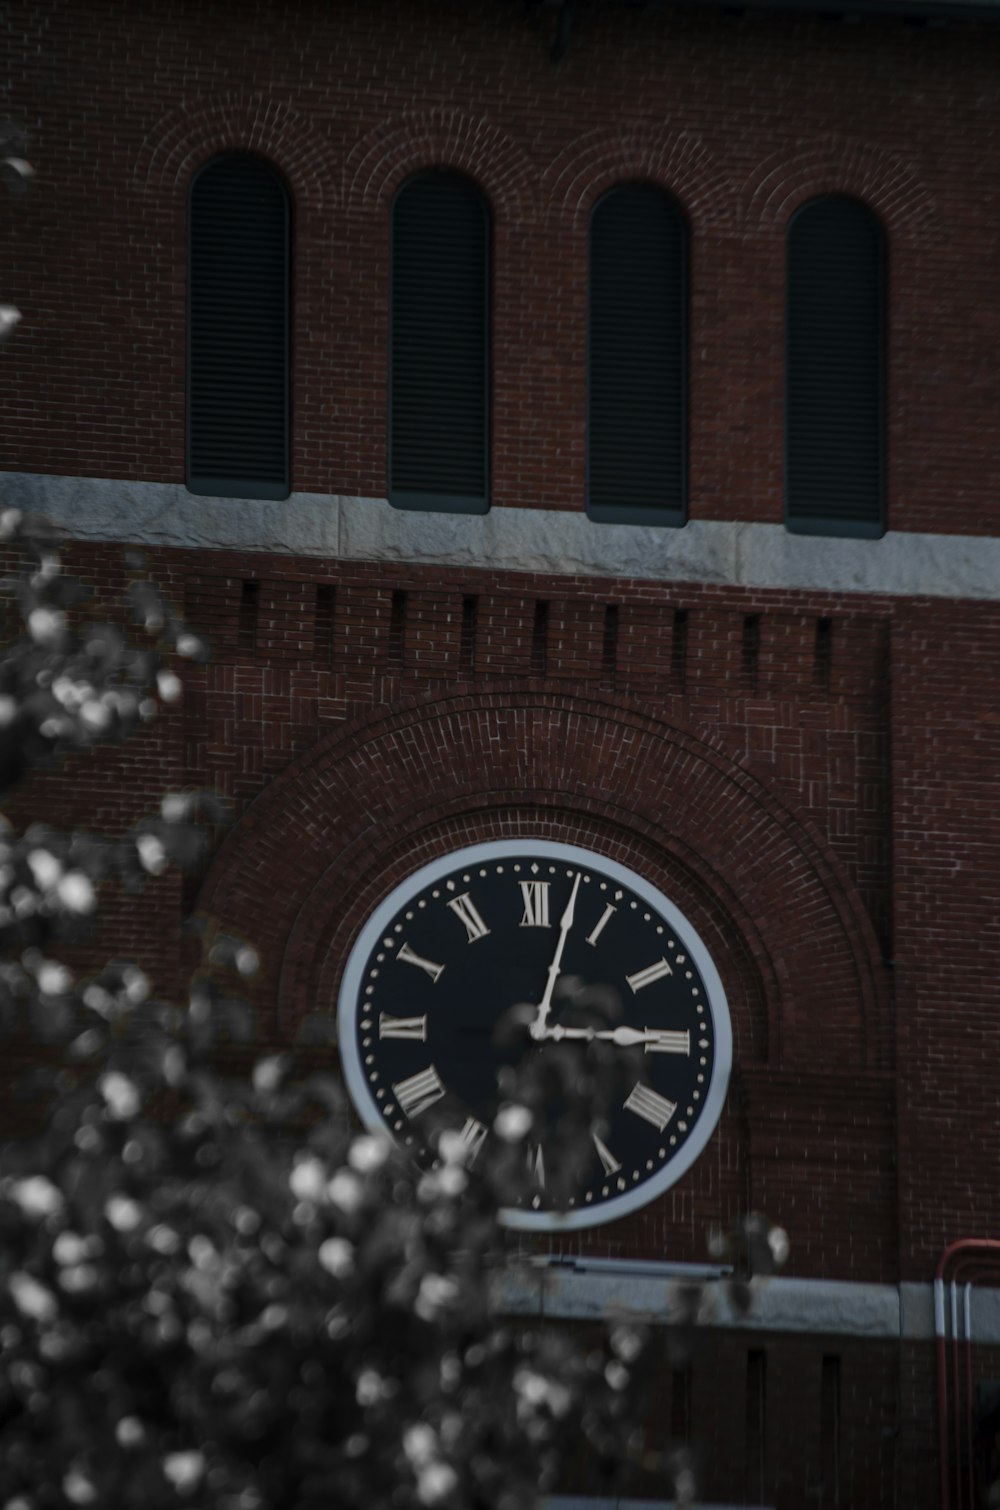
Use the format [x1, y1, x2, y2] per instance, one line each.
[336, 838, 733, 1231]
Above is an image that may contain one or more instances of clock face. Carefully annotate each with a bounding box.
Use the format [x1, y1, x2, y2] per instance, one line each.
[337, 839, 732, 1231]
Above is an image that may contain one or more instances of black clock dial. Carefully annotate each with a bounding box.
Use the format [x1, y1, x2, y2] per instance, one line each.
[337, 840, 732, 1231]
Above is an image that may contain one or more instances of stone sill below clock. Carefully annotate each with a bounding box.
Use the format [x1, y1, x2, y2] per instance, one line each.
[496, 1258, 948, 1343]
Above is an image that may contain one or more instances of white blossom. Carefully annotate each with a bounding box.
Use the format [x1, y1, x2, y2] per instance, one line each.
[115, 1416, 145, 1447]
[160, 793, 190, 822]
[58, 1264, 98, 1293]
[348, 1133, 391, 1173]
[156, 670, 182, 703]
[318, 1237, 354, 1278]
[494, 1102, 532, 1142]
[136, 833, 167, 875]
[417, 1463, 458, 1504]
[36, 960, 72, 996]
[56, 871, 96, 913]
[79, 699, 111, 731]
[8, 1273, 57, 1322]
[416, 1273, 460, 1320]
[122, 966, 150, 1004]
[161, 1451, 205, 1493]
[403, 1423, 437, 1466]
[0, 508, 23, 538]
[52, 1231, 89, 1266]
[252, 1054, 288, 1093]
[10, 1175, 63, 1218]
[100, 1071, 140, 1120]
[326, 1168, 364, 1213]
[62, 1471, 96, 1506]
[175, 634, 204, 659]
[0, 696, 17, 727]
[768, 1226, 790, 1266]
[289, 1157, 326, 1202]
[26, 849, 60, 890]
[105, 1194, 142, 1232]
[27, 607, 65, 646]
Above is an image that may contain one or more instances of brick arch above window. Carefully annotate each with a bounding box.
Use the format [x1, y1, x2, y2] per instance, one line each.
[741, 139, 938, 243]
[343, 108, 536, 221]
[541, 126, 734, 233]
[133, 91, 333, 209]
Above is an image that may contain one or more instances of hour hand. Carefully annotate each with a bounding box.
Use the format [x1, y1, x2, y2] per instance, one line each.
[528, 870, 582, 1040]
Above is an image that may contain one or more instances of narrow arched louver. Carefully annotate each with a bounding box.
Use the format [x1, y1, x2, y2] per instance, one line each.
[587, 184, 687, 527]
[786, 196, 885, 538]
[390, 172, 489, 514]
[187, 154, 290, 500]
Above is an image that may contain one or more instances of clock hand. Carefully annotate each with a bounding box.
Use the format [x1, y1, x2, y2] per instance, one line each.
[528, 870, 582, 1041]
[536, 1025, 664, 1047]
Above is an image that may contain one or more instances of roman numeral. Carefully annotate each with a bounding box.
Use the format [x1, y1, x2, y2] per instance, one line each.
[585, 902, 616, 947]
[624, 1082, 677, 1132]
[526, 1141, 546, 1187]
[644, 1028, 690, 1056]
[392, 1065, 446, 1118]
[519, 880, 550, 928]
[447, 892, 490, 942]
[396, 941, 444, 982]
[458, 1116, 489, 1162]
[378, 1013, 427, 1041]
[625, 957, 673, 994]
[592, 1131, 621, 1176]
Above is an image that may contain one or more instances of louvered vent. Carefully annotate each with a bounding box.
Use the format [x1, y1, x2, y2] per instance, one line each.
[390, 173, 489, 514]
[188, 154, 290, 500]
[587, 185, 687, 526]
[786, 196, 885, 538]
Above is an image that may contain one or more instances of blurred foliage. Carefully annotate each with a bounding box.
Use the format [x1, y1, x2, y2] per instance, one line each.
[0, 515, 649, 1510]
[0, 516, 786, 1509]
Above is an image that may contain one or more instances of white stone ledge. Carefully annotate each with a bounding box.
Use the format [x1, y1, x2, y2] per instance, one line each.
[496, 1267, 974, 1343]
[4, 472, 1000, 602]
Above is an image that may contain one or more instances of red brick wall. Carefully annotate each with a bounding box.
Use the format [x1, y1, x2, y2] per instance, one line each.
[6, 2, 1000, 1501]
[4, 0, 1000, 533]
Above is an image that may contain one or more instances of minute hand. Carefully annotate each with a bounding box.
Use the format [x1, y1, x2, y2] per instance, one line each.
[529, 870, 582, 1041]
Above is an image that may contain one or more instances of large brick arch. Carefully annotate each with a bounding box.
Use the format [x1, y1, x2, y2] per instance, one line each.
[200, 689, 886, 1075]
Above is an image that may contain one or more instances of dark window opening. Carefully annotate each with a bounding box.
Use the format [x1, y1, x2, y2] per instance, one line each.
[601, 604, 619, 688]
[814, 616, 833, 690]
[531, 600, 550, 677]
[786, 195, 885, 538]
[461, 595, 478, 676]
[187, 154, 290, 500]
[672, 608, 689, 689]
[315, 585, 336, 666]
[390, 171, 490, 514]
[821, 1355, 841, 1508]
[388, 590, 408, 671]
[742, 613, 761, 688]
[587, 183, 688, 527]
[238, 579, 260, 654]
[745, 1349, 767, 1506]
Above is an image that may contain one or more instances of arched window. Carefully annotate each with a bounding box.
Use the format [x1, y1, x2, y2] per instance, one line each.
[786, 196, 885, 538]
[390, 171, 490, 514]
[187, 154, 290, 500]
[587, 183, 688, 527]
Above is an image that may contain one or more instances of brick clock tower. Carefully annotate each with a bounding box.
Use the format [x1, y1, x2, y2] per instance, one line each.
[5, 1, 1000, 1504]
